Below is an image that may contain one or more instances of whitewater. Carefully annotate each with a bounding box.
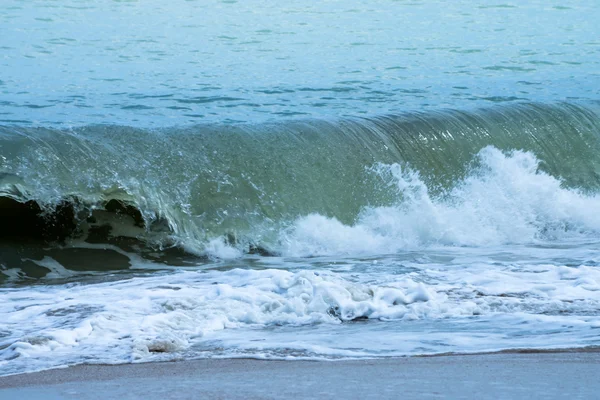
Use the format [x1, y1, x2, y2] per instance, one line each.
[1, 0, 600, 376]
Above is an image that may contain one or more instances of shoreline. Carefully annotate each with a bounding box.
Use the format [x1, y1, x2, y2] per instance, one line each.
[1, 350, 599, 399]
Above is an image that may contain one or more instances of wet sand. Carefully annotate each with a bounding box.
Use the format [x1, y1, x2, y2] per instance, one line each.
[1, 351, 599, 399]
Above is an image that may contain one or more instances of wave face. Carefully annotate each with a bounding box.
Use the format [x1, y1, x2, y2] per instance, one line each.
[2, 102, 600, 268]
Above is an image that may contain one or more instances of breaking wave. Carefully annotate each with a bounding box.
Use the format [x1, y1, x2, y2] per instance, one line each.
[2, 101, 600, 274]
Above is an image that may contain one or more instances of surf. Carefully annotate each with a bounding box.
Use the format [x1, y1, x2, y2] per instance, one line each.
[1, 101, 600, 279]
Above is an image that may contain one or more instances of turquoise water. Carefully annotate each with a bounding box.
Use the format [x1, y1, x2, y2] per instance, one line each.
[1, 0, 600, 376]
[1, 0, 599, 125]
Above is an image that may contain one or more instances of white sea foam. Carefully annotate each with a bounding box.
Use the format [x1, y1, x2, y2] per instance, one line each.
[2, 256, 600, 375]
[281, 147, 600, 257]
[0, 269, 433, 374]
[205, 237, 244, 259]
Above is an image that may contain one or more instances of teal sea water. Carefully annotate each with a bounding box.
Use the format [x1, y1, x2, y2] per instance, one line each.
[1, 0, 600, 376]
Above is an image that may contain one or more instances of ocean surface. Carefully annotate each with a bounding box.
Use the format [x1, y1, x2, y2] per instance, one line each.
[1, 0, 600, 376]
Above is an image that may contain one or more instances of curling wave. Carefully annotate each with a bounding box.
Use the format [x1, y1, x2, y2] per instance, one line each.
[1, 101, 600, 272]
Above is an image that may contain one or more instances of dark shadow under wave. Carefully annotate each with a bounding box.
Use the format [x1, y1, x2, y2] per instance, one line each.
[0, 193, 275, 282]
[0, 195, 206, 282]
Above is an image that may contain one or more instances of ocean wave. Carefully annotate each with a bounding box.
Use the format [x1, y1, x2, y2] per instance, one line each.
[1, 102, 600, 276]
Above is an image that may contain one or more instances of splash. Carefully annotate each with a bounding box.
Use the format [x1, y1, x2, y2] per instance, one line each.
[281, 147, 600, 256]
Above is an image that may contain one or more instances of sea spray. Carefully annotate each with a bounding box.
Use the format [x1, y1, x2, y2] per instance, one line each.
[280, 147, 600, 256]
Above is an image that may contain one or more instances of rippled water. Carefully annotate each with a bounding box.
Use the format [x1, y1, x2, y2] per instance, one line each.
[1, 0, 599, 125]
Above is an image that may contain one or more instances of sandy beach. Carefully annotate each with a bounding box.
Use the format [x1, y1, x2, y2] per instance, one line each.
[1, 351, 598, 399]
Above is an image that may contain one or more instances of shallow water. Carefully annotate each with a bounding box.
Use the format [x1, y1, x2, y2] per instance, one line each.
[1, 0, 600, 376]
